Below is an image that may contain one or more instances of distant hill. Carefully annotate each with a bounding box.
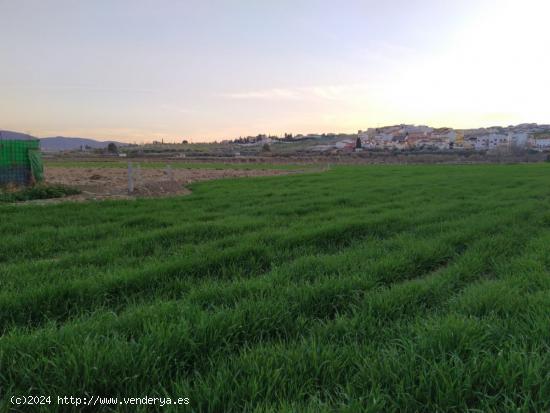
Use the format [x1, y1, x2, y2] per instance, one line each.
[1, 130, 127, 151]
[40, 136, 127, 152]
[0, 130, 38, 141]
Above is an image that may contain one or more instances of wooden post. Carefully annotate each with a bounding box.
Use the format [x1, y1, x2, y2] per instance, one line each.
[128, 162, 134, 193]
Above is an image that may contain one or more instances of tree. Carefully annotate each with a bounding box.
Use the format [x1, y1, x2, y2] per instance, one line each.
[107, 142, 118, 154]
[262, 143, 271, 152]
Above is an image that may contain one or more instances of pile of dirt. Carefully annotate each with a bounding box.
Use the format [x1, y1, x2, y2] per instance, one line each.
[43, 166, 292, 201]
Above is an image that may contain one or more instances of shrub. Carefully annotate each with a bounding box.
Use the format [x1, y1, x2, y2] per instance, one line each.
[0, 184, 81, 202]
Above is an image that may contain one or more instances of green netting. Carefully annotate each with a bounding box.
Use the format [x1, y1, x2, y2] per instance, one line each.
[0, 139, 43, 185]
[29, 150, 44, 182]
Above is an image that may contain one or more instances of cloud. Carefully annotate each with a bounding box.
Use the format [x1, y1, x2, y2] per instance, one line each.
[221, 88, 302, 100]
[221, 83, 375, 101]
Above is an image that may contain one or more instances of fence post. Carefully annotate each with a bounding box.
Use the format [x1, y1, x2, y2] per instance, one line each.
[128, 162, 134, 193]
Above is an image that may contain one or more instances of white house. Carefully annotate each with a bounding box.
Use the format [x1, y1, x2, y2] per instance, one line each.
[529, 138, 550, 150]
[474, 133, 509, 150]
[334, 140, 353, 149]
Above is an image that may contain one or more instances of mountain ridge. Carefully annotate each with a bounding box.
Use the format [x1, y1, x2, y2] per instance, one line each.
[40, 136, 127, 151]
[1, 130, 127, 151]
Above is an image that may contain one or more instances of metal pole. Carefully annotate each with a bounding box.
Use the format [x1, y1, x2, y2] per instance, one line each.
[136, 164, 141, 186]
[128, 162, 134, 193]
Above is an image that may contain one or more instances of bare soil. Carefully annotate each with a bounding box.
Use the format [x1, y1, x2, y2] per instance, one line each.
[43, 166, 292, 201]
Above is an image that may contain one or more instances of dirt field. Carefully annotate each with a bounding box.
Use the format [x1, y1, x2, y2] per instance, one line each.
[45, 166, 293, 201]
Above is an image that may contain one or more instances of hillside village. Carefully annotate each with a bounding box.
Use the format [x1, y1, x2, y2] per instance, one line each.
[354, 123, 550, 152]
[229, 123, 550, 154]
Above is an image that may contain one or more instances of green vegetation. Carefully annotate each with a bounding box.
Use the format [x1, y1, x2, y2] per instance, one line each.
[0, 184, 80, 203]
[1, 164, 550, 412]
[45, 160, 311, 171]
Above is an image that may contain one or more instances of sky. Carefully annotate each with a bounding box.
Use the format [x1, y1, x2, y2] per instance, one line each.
[1, 0, 550, 143]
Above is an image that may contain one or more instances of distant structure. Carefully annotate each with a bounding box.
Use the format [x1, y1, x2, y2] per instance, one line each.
[0, 131, 44, 186]
[356, 123, 550, 152]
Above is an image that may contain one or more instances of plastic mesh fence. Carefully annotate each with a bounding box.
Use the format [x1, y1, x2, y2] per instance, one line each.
[0, 139, 43, 185]
[29, 150, 44, 182]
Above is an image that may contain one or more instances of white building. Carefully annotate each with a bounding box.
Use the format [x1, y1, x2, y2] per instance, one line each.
[509, 132, 529, 147]
[529, 138, 550, 150]
[334, 140, 353, 149]
[473, 133, 509, 150]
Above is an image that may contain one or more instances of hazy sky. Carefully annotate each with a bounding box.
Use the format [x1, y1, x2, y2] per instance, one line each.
[1, 0, 549, 142]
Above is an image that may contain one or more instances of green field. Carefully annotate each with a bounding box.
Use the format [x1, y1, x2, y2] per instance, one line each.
[1, 164, 550, 412]
[44, 160, 311, 171]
